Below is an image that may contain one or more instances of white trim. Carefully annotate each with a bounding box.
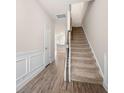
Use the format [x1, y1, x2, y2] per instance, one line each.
[16, 49, 43, 58]
[16, 58, 28, 81]
[29, 53, 44, 72]
[69, 48, 71, 82]
[16, 49, 45, 92]
[83, 28, 104, 78]
[103, 53, 108, 91]
[28, 57, 30, 73]
[16, 66, 45, 91]
[69, 31, 71, 82]
[43, 24, 50, 66]
[64, 58, 67, 81]
[103, 82, 108, 92]
[82, 27, 108, 91]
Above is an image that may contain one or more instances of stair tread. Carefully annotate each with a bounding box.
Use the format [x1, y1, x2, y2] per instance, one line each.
[71, 27, 103, 84]
[71, 43, 89, 46]
[71, 46, 89, 48]
[72, 62, 98, 69]
[71, 42, 88, 44]
[71, 41, 88, 43]
[72, 56, 95, 60]
[71, 68, 103, 81]
[72, 54, 93, 58]
[71, 49, 91, 52]
[71, 75, 103, 84]
[72, 47, 90, 49]
[71, 47, 90, 49]
[71, 51, 93, 55]
[72, 58, 96, 64]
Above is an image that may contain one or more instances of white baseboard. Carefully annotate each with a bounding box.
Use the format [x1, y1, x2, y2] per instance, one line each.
[82, 27, 104, 78]
[103, 81, 108, 92]
[82, 27, 108, 91]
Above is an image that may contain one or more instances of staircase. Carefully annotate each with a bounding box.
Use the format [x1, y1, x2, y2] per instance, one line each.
[71, 27, 103, 84]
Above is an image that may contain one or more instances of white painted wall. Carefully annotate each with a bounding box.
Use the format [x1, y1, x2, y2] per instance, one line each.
[82, 0, 108, 90]
[16, 0, 55, 91]
[71, 2, 88, 27]
[55, 20, 66, 45]
[16, 0, 54, 54]
[55, 20, 66, 57]
[49, 23, 55, 62]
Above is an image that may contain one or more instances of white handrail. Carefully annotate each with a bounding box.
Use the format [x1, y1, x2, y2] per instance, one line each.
[64, 31, 71, 82]
[68, 31, 71, 82]
[64, 58, 67, 81]
[64, 4, 72, 82]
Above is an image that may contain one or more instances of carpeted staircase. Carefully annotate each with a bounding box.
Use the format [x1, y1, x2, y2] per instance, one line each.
[71, 27, 103, 84]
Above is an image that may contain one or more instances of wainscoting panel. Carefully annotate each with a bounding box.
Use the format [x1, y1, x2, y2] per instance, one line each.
[16, 50, 45, 91]
[16, 58, 27, 80]
[30, 53, 44, 72]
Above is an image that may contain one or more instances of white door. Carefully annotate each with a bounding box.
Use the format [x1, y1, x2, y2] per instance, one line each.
[44, 24, 50, 66]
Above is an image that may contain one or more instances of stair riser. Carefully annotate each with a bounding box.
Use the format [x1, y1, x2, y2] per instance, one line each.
[72, 52, 93, 54]
[72, 63, 99, 72]
[72, 66, 99, 72]
[72, 72, 103, 81]
[72, 36, 86, 38]
[72, 68, 99, 72]
[71, 40, 88, 42]
[71, 46, 90, 49]
[72, 33, 84, 35]
[72, 54, 93, 57]
[72, 59, 96, 64]
[72, 49, 91, 52]
[72, 70, 103, 80]
[71, 39, 87, 41]
[71, 43, 89, 46]
[71, 77, 103, 85]
[71, 42, 88, 45]
[72, 35, 85, 37]
[72, 31, 83, 32]
[71, 47, 90, 49]
[72, 34, 86, 36]
[71, 59, 96, 63]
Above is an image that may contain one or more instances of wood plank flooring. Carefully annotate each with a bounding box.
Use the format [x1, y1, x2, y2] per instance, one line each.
[17, 49, 107, 93]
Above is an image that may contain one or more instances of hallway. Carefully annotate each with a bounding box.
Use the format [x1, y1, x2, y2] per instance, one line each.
[16, 0, 108, 92]
[17, 49, 106, 93]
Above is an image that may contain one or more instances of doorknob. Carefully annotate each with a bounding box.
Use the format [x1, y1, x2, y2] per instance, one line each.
[45, 48, 47, 50]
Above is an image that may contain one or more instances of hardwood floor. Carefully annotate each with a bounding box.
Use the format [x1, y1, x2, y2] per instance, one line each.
[17, 49, 107, 93]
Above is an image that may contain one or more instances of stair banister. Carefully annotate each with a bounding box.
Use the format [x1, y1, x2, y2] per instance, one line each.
[64, 4, 72, 82]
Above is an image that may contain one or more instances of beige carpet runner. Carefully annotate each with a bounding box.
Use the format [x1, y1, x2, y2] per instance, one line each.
[71, 27, 103, 84]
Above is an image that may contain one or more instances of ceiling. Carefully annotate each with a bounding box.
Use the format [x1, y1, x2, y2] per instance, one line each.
[38, 0, 85, 20]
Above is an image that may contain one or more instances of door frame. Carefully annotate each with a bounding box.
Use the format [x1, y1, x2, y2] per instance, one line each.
[43, 24, 50, 67]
